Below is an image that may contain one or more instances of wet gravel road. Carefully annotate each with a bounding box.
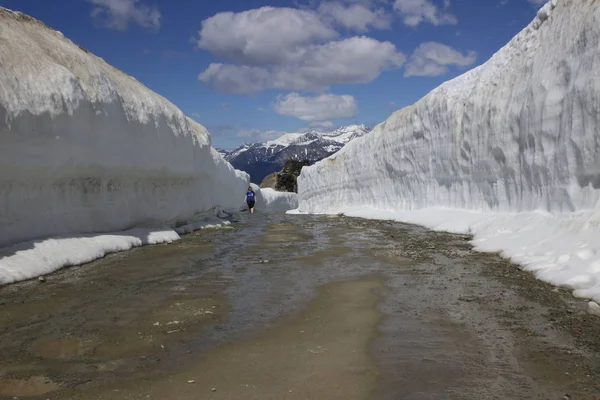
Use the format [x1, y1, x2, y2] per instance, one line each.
[1, 212, 600, 399]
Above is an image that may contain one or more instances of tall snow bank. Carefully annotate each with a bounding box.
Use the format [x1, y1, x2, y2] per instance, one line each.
[245, 184, 298, 212]
[0, 8, 249, 282]
[0, 7, 248, 246]
[301, 0, 599, 214]
[297, 0, 600, 301]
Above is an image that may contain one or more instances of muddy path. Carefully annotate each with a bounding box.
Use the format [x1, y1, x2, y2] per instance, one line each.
[1, 213, 600, 399]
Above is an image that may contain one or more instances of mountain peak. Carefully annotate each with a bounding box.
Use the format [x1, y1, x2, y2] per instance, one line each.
[223, 125, 371, 183]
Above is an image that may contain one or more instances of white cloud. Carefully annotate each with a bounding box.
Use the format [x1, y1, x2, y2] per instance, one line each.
[274, 93, 358, 122]
[236, 128, 286, 143]
[196, 4, 407, 93]
[198, 64, 271, 94]
[404, 42, 476, 77]
[199, 36, 405, 93]
[317, 1, 391, 31]
[195, 7, 337, 66]
[393, 0, 457, 27]
[88, 0, 161, 30]
[309, 120, 336, 129]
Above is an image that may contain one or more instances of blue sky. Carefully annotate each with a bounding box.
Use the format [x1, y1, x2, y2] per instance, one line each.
[1, 0, 546, 149]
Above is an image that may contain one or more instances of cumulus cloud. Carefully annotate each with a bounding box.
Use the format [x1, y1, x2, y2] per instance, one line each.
[317, 1, 391, 31]
[196, 2, 469, 94]
[198, 64, 271, 94]
[199, 36, 405, 93]
[195, 7, 337, 65]
[195, 3, 408, 93]
[404, 42, 476, 77]
[274, 93, 358, 122]
[88, 0, 161, 30]
[393, 0, 457, 27]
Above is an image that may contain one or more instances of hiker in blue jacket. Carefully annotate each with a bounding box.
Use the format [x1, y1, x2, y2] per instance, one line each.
[246, 186, 256, 214]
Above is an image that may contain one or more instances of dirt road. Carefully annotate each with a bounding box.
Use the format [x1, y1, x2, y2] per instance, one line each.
[1, 213, 600, 399]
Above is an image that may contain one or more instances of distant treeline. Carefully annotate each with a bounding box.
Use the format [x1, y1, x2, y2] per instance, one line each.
[276, 159, 311, 193]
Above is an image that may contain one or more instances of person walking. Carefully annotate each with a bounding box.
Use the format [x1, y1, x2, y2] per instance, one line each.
[246, 186, 256, 214]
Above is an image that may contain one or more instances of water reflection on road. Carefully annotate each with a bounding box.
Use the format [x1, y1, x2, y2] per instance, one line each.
[1, 211, 599, 399]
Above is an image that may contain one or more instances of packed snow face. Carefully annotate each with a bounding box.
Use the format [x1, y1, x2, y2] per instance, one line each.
[244, 184, 298, 212]
[0, 8, 248, 247]
[297, 0, 600, 301]
[302, 0, 599, 214]
[0, 8, 249, 282]
[257, 188, 298, 212]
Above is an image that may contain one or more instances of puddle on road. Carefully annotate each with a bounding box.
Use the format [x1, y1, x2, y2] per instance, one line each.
[259, 221, 314, 244]
[58, 277, 384, 400]
[292, 245, 353, 265]
[266, 222, 302, 232]
[93, 293, 227, 360]
[0, 228, 231, 398]
[1, 213, 600, 399]
[260, 232, 312, 243]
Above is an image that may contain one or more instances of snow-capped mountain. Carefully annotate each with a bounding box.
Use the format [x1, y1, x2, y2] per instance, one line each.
[222, 125, 370, 183]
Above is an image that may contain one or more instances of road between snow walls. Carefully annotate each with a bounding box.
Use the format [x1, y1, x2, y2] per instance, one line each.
[0, 7, 298, 285]
[246, 183, 299, 213]
[296, 0, 600, 305]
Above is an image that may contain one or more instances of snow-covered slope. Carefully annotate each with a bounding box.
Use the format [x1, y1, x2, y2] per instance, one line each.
[297, 0, 600, 301]
[224, 125, 370, 183]
[0, 8, 249, 283]
[265, 133, 305, 147]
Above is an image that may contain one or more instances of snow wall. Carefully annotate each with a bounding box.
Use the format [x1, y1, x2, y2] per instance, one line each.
[245, 184, 298, 212]
[0, 8, 249, 283]
[297, 0, 600, 302]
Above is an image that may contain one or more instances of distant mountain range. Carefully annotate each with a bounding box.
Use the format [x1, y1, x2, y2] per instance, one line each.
[219, 125, 371, 183]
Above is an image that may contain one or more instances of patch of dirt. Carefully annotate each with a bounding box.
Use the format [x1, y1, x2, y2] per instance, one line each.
[475, 252, 600, 356]
[30, 337, 97, 360]
[0, 376, 60, 397]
